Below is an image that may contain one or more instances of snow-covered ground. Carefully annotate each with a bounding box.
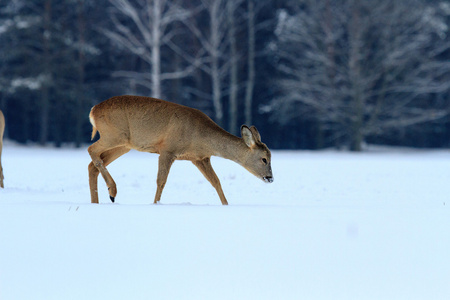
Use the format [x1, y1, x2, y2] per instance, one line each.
[0, 142, 449, 300]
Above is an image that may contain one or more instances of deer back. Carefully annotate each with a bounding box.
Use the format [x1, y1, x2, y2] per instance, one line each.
[90, 95, 229, 158]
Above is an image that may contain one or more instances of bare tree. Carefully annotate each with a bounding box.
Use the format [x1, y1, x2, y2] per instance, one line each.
[269, 0, 450, 150]
[75, 0, 87, 147]
[40, 0, 52, 145]
[227, 0, 240, 135]
[244, 0, 271, 127]
[186, 0, 230, 126]
[104, 0, 197, 99]
[244, 0, 256, 126]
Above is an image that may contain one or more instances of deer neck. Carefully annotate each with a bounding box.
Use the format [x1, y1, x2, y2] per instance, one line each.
[210, 131, 248, 164]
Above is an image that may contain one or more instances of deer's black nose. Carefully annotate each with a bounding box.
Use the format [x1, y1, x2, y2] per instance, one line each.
[264, 176, 274, 183]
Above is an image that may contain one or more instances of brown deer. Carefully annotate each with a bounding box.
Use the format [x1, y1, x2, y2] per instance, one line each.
[88, 95, 273, 205]
[0, 110, 4, 188]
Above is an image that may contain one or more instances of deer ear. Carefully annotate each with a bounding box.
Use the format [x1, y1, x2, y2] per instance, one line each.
[241, 125, 256, 148]
[249, 126, 261, 143]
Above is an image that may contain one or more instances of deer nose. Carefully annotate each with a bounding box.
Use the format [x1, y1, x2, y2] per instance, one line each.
[264, 176, 274, 183]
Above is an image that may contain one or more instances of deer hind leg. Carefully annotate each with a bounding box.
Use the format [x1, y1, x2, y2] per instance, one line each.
[88, 143, 129, 203]
[88, 161, 99, 203]
[154, 152, 176, 204]
[0, 142, 3, 189]
[193, 158, 228, 205]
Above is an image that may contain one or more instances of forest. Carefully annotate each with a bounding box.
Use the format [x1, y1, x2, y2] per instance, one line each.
[0, 0, 449, 150]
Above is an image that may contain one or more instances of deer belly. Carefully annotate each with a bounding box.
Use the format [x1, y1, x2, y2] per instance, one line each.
[132, 138, 165, 154]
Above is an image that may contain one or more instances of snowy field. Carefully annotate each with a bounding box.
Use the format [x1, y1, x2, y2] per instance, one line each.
[0, 142, 449, 300]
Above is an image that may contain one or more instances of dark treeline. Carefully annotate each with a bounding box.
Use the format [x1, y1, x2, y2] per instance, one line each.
[0, 0, 449, 150]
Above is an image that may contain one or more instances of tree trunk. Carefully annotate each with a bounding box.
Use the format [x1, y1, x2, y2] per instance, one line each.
[350, 97, 363, 151]
[348, 0, 363, 152]
[210, 1, 223, 126]
[211, 58, 223, 126]
[151, 0, 162, 99]
[40, 0, 52, 145]
[75, 0, 86, 147]
[227, 1, 238, 135]
[244, 0, 255, 126]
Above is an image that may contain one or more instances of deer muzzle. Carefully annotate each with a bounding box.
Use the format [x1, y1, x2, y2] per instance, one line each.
[263, 176, 274, 183]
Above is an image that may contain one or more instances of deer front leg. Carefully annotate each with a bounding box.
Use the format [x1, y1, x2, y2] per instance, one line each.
[154, 152, 176, 204]
[193, 158, 228, 205]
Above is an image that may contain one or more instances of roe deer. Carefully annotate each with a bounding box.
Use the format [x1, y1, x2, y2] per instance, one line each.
[88, 95, 273, 205]
[0, 110, 4, 188]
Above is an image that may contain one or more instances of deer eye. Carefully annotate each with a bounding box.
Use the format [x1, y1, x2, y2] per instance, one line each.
[261, 158, 268, 165]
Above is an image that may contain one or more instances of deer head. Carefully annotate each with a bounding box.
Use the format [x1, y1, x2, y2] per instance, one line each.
[241, 125, 273, 183]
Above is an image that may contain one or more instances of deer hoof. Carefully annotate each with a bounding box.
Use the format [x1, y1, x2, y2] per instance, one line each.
[109, 196, 115, 203]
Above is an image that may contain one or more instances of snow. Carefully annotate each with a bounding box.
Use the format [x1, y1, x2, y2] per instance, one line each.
[0, 143, 449, 299]
[10, 75, 44, 92]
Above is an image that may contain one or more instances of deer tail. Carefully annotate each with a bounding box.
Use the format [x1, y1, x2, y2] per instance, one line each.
[89, 107, 98, 140]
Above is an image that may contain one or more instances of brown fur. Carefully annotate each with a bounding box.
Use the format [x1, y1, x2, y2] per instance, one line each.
[88, 95, 273, 205]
